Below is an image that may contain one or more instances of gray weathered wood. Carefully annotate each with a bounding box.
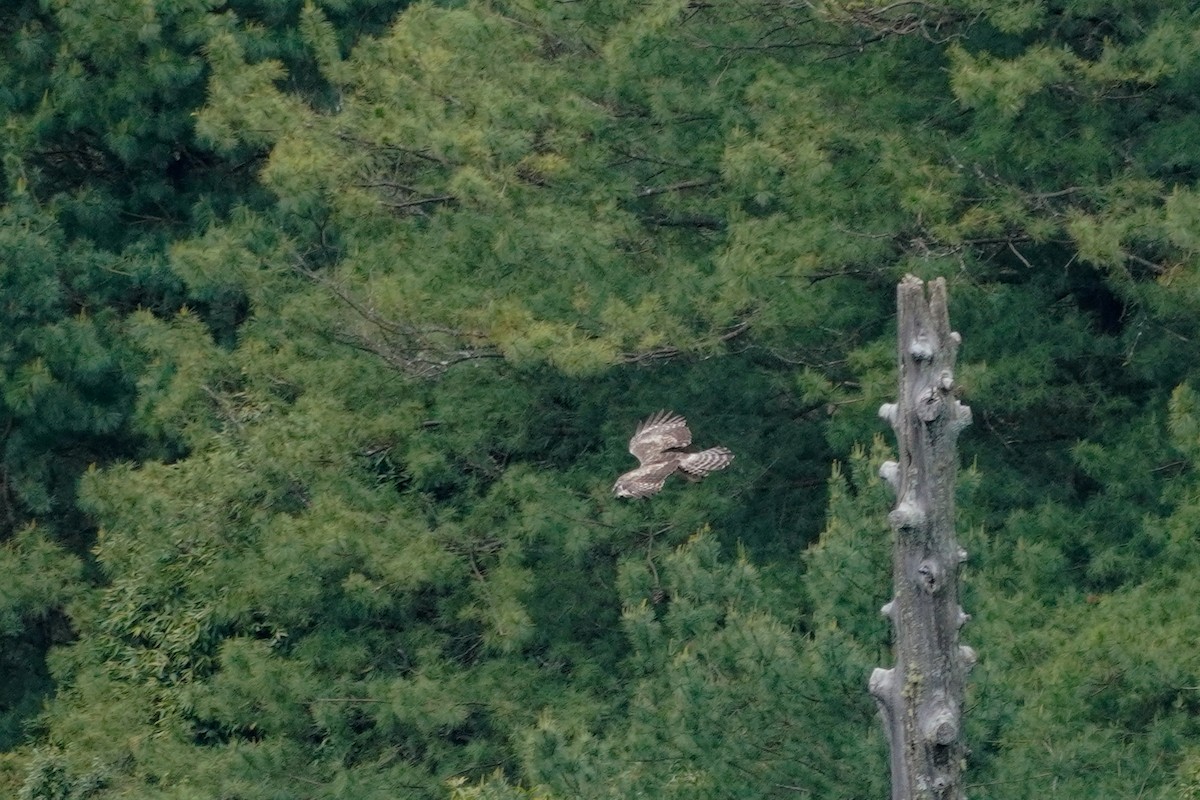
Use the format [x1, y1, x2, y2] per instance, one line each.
[871, 275, 975, 800]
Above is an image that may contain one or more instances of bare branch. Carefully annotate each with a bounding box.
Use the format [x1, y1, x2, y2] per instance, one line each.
[292, 257, 501, 379]
[379, 194, 456, 211]
[635, 178, 719, 197]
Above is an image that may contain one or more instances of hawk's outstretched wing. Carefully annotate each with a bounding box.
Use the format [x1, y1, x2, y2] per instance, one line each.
[611, 458, 682, 499]
[627, 410, 691, 465]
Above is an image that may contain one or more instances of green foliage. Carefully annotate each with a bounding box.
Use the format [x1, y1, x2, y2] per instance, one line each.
[0, 528, 82, 749]
[0, 527, 81, 641]
[514, 531, 885, 800]
[0, 0, 418, 753]
[16, 748, 110, 800]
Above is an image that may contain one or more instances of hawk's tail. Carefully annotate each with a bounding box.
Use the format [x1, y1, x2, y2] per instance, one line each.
[677, 446, 734, 479]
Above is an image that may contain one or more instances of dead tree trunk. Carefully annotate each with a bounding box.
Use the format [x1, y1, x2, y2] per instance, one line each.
[870, 275, 975, 800]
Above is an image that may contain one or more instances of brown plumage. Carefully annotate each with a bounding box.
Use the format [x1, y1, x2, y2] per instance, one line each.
[612, 411, 734, 498]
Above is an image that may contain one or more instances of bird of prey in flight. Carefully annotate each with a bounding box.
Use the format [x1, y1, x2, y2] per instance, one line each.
[613, 411, 733, 498]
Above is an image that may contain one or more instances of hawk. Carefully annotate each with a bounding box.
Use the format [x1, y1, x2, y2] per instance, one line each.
[613, 411, 734, 498]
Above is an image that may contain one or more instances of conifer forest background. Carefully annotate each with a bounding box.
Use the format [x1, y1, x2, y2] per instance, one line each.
[3, 1, 1200, 797]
